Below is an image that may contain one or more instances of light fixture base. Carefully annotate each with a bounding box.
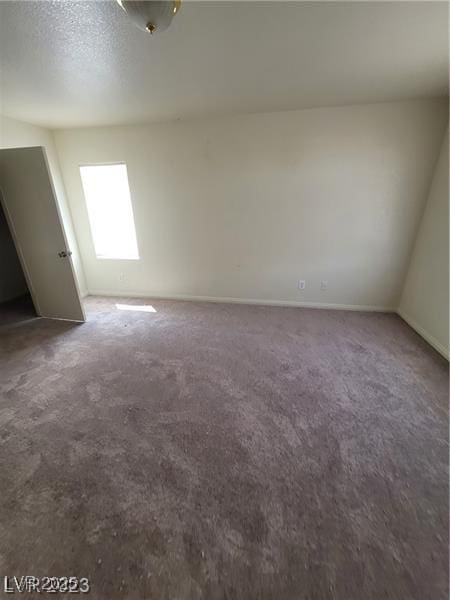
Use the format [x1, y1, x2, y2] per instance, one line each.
[117, 1, 181, 34]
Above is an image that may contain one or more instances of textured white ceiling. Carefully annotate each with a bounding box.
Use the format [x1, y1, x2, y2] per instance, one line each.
[0, 1, 448, 129]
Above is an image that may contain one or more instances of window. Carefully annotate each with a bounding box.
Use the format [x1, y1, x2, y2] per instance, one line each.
[79, 163, 139, 260]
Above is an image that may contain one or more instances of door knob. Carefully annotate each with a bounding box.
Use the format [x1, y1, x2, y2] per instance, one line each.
[58, 250, 73, 258]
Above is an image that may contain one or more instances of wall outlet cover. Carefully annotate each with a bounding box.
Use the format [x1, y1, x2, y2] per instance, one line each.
[320, 280, 328, 290]
[298, 279, 306, 290]
[118, 273, 128, 287]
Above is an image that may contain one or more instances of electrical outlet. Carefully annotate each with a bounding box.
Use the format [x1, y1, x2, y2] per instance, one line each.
[320, 280, 328, 291]
[118, 272, 128, 288]
[298, 279, 306, 290]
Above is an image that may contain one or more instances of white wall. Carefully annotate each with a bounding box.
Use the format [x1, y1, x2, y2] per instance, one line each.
[399, 129, 449, 358]
[0, 115, 87, 296]
[0, 199, 28, 302]
[55, 99, 447, 310]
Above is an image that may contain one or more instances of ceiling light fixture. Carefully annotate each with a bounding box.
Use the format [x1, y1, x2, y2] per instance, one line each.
[117, 0, 181, 34]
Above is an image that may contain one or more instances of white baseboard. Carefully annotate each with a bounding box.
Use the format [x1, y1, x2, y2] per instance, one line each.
[397, 308, 449, 360]
[86, 289, 395, 313]
[83, 290, 448, 360]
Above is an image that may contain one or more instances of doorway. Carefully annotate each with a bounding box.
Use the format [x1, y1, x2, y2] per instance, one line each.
[0, 198, 37, 327]
[0, 146, 85, 323]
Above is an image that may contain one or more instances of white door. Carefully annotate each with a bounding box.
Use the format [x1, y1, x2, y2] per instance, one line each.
[0, 146, 85, 322]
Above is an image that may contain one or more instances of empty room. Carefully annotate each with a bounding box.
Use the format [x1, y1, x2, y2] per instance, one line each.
[0, 1, 448, 599]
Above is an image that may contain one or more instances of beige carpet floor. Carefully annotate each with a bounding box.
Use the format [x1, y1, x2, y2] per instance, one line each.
[0, 296, 448, 599]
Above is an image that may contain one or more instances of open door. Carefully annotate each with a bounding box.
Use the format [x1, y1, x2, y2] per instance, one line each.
[0, 146, 85, 322]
